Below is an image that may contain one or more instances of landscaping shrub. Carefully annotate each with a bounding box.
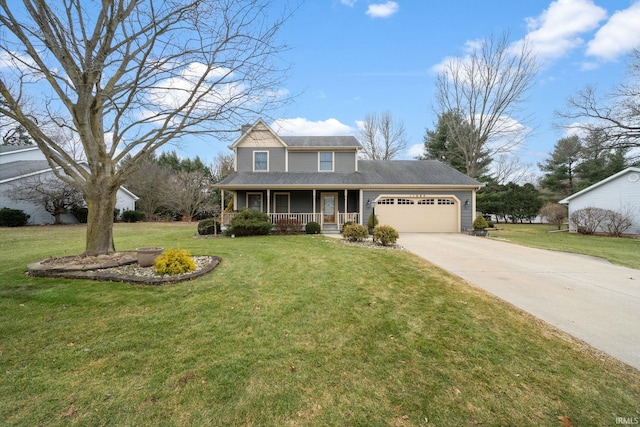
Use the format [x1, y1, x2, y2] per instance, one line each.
[539, 203, 568, 230]
[197, 218, 221, 235]
[603, 208, 634, 237]
[305, 221, 321, 234]
[154, 248, 196, 276]
[0, 207, 29, 227]
[367, 213, 379, 230]
[122, 210, 145, 223]
[275, 217, 303, 235]
[570, 207, 608, 235]
[472, 215, 489, 230]
[373, 225, 399, 246]
[226, 209, 272, 237]
[72, 206, 88, 223]
[341, 221, 354, 233]
[342, 223, 368, 242]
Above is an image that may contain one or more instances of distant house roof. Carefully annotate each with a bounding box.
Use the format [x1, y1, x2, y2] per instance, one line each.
[559, 167, 640, 204]
[217, 160, 482, 189]
[0, 144, 39, 155]
[0, 160, 53, 183]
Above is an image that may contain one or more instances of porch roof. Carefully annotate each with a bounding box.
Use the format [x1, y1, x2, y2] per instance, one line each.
[216, 160, 482, 189]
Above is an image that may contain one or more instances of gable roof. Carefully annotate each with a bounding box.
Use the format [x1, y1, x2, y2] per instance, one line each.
[281, 136, 362, 149]
[559, 167, 640, 204]
[228, 119, 362, 150]
[216, 160, 482, 189]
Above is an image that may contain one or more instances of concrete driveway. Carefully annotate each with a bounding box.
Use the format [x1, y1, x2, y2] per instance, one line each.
[397, 233, 640, 371]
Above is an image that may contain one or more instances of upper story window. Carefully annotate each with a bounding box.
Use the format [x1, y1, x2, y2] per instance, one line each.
[253, 151, 268, 171]
[319, 152, 334, 171]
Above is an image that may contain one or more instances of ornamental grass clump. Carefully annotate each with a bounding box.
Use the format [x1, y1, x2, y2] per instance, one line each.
[154, 248, 197, 276]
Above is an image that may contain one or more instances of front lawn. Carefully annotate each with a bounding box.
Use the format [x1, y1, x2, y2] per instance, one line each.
[489, 223, 640, 269]
[1, 223, 638, 426]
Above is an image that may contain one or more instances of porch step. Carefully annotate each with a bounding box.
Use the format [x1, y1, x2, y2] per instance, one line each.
[322, 224, 340, 233]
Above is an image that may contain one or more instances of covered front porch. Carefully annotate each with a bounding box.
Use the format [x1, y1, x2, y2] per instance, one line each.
[221, 189, 362, 232]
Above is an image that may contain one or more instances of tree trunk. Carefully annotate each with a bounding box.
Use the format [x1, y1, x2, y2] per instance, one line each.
[84, 185, 117, 256]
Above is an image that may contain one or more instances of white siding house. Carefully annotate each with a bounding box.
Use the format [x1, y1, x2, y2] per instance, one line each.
[559, 167, 640, 235]
[1, 145, 138, 225]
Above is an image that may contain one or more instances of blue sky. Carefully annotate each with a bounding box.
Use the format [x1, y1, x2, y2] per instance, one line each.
[185, 0, 640, 175]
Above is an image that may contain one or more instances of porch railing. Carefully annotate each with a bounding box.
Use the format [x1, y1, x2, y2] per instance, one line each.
[221, 212, 360, 229]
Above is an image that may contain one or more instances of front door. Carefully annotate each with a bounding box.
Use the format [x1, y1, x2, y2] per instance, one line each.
[322, 193, 337, 224]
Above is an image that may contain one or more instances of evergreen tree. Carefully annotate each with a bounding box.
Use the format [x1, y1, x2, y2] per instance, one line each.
[422, 110, 491, 176]
[575, 129, 628, 189]
[538, 136, 582, 198]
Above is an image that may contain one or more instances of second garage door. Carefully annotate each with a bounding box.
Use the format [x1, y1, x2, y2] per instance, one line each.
[374, 196, 459, 233]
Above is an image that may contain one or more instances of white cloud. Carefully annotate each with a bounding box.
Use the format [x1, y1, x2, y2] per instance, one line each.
[522, 0, 607, 62]
[340, 0, 357, 6]
[407, 144, 425, 159]
[586, 1, 640, 61]
[271, 118, 355, 136]
[365, 1, 399, 18]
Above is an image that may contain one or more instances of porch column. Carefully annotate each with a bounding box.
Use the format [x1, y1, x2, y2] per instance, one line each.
[343, 189, 348, 225]
[359, 189, 364, 226]
[266, 189, 271, 214]
[312, 189, 317, 223]
[221, 189, 225, 220]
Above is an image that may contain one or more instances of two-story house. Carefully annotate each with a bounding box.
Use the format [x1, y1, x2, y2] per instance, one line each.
[216, 119, 483, 233]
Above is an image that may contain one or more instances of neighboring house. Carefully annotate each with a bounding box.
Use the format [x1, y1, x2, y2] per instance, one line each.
[559, 167, 640, 235]
[0, 145, 138, 225]
[215, 119, 483, 233]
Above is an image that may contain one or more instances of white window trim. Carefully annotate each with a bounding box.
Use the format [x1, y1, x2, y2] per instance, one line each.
[318, 151, 334, 172]
[246, 192, 263, 211]
[253, 151, 269, 172]
[273, 192, 290, 214]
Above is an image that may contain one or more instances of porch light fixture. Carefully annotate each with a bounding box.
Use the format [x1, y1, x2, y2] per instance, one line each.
[464, 200, 470, 209]
[366, 199, 371, 208]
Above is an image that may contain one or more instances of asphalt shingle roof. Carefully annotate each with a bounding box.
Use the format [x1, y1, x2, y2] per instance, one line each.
[0, 160, 51, 182]
[217, 160, 481, 188]
[281, 136, 362, 149]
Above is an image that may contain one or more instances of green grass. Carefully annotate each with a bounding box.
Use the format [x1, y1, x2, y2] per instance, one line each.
[489, 223, 640, 269]
[1, 223, 639, 426]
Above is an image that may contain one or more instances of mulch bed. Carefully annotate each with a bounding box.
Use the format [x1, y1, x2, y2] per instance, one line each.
[27, 251, 221, 286]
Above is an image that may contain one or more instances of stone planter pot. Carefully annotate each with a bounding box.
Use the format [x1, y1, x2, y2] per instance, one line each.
[473, 229, 488, 237]
[136, 247, 164, 267]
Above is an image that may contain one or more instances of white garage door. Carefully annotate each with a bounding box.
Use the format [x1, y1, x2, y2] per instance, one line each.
[374, 196, 459, 232]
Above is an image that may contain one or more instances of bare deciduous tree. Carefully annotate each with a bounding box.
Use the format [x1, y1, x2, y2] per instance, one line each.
[124, 159, 174, 221]
[357, 112, 407, 160]
[211, 153, 236, 182]
[163, 170, 213, 222]
[434, 32, 538, 178]
[491, 154, 533, 185]
[562, 48, 640, 152]
[7, 174, 84, 224]
[538, 202, 567, 230]
[0, 0, 291, 255]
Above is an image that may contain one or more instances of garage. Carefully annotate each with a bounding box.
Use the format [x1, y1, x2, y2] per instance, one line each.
[374, 195, 459, 233]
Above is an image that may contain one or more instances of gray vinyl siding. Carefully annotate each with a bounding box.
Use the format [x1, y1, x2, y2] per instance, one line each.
[287, 151, 356, 172]
[288, 152, 316, 172]
[236, 147, 286, 172]
[335, 152, 356, 172]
